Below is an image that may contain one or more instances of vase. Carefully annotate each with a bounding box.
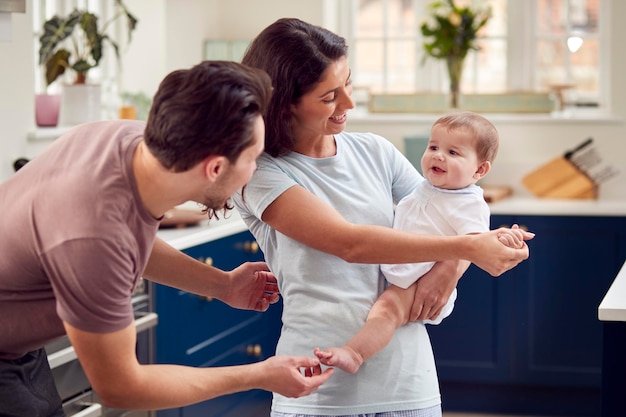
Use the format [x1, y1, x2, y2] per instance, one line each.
[446, 56, 465, 109]
[34, 94, 61, 127]
[59, 84, 102, 126]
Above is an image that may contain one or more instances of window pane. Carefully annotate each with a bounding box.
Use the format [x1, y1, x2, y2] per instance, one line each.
[571, 0, 599, 33]
[356, 0, 385, 37]
[386, 40, 416, 92]
[536, 39, 567, 87]
[472, 39, 507, 93]
[387, 0, 416, 37]
[353, 40, 385, 92]
[571, 38, 599, 94]
[537, 0, 567, 35]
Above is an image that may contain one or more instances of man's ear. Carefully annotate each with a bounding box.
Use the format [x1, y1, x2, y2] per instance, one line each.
[202, 155, 228, 182]
[474, 160, 491, 180]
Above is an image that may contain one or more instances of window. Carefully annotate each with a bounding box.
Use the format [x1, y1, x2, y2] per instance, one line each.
[32, 0, 125, 112]
[339, 0, 606, 110]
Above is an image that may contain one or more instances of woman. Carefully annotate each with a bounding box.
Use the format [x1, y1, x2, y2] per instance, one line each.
[233, 18, 531, 417]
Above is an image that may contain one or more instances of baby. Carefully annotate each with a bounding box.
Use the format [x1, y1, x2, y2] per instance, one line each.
[315, 111, 524, 373]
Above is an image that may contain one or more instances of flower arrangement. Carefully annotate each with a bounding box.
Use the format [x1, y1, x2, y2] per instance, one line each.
[420, 0, 491, 107]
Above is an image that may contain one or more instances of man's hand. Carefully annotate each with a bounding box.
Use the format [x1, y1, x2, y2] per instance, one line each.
[256, 356, 334, 398]
[221, 262, 280, 311]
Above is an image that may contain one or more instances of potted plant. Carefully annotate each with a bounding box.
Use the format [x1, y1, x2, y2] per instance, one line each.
[37, 0, 138, 125]
[420, 0, 491, 109]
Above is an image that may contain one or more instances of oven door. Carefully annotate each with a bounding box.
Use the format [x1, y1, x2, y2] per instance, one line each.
[46, 290, 158, 417]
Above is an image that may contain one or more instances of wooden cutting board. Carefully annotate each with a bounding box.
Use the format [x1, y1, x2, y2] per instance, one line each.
[522, 156, 597, 199]
[482, 185, 513, 203]
[159, 208, 207, 229]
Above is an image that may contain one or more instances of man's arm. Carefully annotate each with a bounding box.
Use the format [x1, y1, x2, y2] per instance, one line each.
[65, 321, 332, 410]
[143, 237, 279, 311]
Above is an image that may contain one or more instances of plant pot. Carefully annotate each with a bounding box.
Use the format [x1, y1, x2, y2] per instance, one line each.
[34, 94, 61, 127]
[60, 84, 102, 126]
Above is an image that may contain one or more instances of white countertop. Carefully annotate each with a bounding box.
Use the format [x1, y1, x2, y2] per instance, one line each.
[599, 261, 626, 322]
[157, 201, 626, 322]
[156, 210, 248, 251]
[488, 197, 626, 216]
[156, 198, 626, 252]
[157, 198, 625, 249]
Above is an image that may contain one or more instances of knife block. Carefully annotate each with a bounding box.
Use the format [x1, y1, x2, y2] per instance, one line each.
[522, 156, 597, 199]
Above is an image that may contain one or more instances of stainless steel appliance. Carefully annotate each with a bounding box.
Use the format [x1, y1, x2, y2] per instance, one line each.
[45, 279, 158, 417]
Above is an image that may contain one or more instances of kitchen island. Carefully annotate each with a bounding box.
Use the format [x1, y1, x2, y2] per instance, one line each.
[598, 261, 626, 417]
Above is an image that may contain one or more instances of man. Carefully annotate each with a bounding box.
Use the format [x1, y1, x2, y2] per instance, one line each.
[0, 61, 332, 416]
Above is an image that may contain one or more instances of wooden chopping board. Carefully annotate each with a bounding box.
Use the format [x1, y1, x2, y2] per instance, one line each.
[482, 185, 513, 203]
[159, 208, 208, 229]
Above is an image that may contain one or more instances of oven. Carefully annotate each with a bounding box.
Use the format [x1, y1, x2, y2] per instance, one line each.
[45, 279, 158, 417]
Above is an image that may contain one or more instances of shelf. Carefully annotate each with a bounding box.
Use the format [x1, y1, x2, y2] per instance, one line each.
[27, 126, 73, 142]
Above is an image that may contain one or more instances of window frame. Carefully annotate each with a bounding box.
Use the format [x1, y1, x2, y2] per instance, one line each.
[335, 0, 611, 113]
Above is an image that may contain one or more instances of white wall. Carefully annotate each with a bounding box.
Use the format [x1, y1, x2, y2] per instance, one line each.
[1, 0, 624, 202]
[0, 6, 34, 180]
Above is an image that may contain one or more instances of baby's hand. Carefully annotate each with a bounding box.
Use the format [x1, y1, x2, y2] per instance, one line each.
[497, 224, 533, 249]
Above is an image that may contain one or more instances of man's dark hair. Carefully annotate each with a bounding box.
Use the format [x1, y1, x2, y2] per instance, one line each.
[144, 60, 273, 172]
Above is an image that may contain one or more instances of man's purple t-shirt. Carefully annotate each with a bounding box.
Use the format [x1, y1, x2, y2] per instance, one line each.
[0, 120, 160, 359]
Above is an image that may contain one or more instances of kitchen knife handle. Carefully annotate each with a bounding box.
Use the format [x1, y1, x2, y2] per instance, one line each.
[564, 137, 593, 159]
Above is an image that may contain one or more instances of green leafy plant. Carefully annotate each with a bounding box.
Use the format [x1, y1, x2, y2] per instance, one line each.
[420, 0, 491, 107]
[420, 0, 491, 61]
[38, 0, 138, 87]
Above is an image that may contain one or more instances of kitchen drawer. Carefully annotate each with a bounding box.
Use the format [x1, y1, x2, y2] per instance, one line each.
[155, 230, 281, 417]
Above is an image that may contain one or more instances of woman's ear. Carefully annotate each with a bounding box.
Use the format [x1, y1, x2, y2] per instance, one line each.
[474, 160, 491, 180]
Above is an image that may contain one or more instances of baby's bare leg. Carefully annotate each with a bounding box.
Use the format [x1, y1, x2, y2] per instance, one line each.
[314, 283, 416, 374]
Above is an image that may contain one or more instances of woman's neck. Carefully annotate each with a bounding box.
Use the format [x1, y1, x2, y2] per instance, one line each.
[293, 134, 337, 158]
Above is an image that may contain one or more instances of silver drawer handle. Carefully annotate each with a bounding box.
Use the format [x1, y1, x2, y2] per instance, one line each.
[47, 345, 77, 369]
[134, 312, 158, 333]
[68, 403, 102, 417]
[48, 313, 158, 369]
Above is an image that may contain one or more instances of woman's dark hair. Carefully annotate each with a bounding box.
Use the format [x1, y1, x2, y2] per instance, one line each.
[144, 60, 273, 172]
[242, 18, 348, 157]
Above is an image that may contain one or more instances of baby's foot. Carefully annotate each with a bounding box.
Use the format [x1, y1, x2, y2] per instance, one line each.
[313, 346, 363, 374]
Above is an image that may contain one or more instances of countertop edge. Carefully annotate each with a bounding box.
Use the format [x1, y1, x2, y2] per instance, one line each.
[599, 261, 626, 322]
[157, 210, 248, 251]
[488, 197, 626, 216]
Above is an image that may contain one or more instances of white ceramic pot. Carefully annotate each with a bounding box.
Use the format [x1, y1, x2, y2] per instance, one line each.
[59, 84, 102, 126]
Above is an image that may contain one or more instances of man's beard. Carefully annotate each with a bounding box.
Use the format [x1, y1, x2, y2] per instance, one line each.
[199, 196, 234, 221]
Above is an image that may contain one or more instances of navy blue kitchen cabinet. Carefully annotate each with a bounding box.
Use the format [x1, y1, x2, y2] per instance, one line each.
[428, 215, 626, 416]
[155, 231, 282, 417]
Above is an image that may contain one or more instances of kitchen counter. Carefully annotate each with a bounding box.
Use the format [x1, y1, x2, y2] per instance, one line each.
[598, 262, 626, 417]
[488, 196, 626, 216]
[157, 210, 247, 251]
[598, 261, 626, 322]
[156, 198, 626, 250]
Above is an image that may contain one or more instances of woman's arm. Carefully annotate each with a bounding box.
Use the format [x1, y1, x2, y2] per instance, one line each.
[262, 186, 532, 276]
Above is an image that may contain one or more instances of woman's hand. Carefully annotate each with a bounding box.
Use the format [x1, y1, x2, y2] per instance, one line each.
[410, 260, 468, 322]
[221, 262, 280, 311]
[469, 226, 534, 277]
